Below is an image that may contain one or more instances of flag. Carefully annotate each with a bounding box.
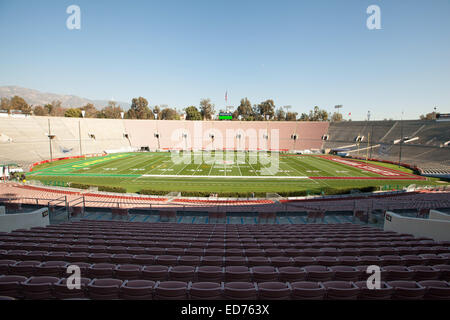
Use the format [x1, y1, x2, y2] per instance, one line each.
[225, 91, 228, 103]
[348, 112, 351, 116]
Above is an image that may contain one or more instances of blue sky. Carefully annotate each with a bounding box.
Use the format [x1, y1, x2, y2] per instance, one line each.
[0, 0, 449, 120]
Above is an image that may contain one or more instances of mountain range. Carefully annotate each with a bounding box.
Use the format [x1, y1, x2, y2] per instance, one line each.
[0, 86, 131, 110]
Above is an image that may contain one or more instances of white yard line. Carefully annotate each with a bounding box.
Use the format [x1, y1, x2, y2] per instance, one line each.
[140, 174, 309, 179]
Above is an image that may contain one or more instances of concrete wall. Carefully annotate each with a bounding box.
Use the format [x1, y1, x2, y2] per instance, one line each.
[384, 211, 450, 241]
[0, 208, 50, 232]
[429, 209, 450, 221]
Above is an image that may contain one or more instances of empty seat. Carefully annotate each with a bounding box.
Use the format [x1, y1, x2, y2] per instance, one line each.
[88, 253, 112, 264]
[290, 281, 326, 300]
[169, 266, 195, 282]
[155, 255, 178, 266]
[247, 256, 271, 267]
[111, 254, 134, 264]
[257, 282, 290, 300]
[330, 266, 362, 281]
[189, 282, 223, 300]
[304, 265, 334, 282]
[225, 266, 252, 282]
[47, 252, 69, 262]
[22, 276, 60, 300]
[9, 261, 40, 277]
[358, 256, 382, 265]
[35, 261, 68, 277]
[26, 251, 49, 261]
[223, 282, 258, 300]
[252, 266, 278, 283]
[388, 281, 426, 300]
[224, 256, 247, 266]
[126, 247, 147, 255]
[142, 265, 169, 281]
[293, 257, 317, 267]
[154, 281, 188, 300]
[244, 249, 265, 257]
[88, 263, 115, 279]
[120, 280, 155, 300]
[354, 281, 393, 300]
[336, 256, 361, 266]
[409, 265, 440, 281]
[201, 256, 223, 267]
[88, 278, 123, 300]
[67, 252, 90, 263]
[322, 281, 360, 300]
[381, 266, 414, 281]
[132, 254, 155, 266]
[4, 250, 28, 261]
[53, 277, 91, 299]
[278, 267, 306, 282]
[419, 254, 447, 265]
[401, 255, 426, 266]
[433, 265, 450, 280]
[315, 256, 338, 267]
[88, 245, 108, 253]
[270, 257, 294, 267]
[115, 264, 142, 280]
[380, 255, 404, 266]
[225, 249, 245, 257]
[0, 275, 27, 299]
[0, 260, 15, 275]
[145, 247, 166, 256]
[196, 266, 223, 282]
[178, 256, 201, 267]
[418, 280, 450, 300]
[106, 246, 128, 254]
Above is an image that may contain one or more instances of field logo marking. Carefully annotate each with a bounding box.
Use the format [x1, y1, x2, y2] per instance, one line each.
[169, 123, 279, 175]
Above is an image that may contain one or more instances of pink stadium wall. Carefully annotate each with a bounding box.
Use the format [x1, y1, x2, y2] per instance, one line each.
[122, 120, 329, 151]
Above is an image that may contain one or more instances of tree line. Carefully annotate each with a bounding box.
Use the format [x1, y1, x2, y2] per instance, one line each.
[2, 94, 429, 122]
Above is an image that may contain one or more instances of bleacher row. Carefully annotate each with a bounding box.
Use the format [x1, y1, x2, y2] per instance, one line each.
[0, 220, 449, 299]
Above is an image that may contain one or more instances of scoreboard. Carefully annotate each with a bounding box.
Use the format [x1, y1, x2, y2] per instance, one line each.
[219, 112, 233, 120]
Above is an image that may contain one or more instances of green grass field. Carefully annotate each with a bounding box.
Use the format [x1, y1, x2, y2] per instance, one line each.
[26, 152, 446, 196]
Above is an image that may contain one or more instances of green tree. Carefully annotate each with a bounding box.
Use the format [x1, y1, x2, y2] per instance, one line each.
[98, 101, 123, 119]
[275, 107, 286, 121]
[0, 98, 11, 113]
[64, 108, 82, 118]
[80, 103, 98, 118]
[308, 106, 329, 121]
[236, 98, 253, 120]
[286, 112, 298, 121]
[10, 96, 31, 114]
[126, 97, 154, 119]
[199, 98, 215, 120]
[33, 105, 48, 116]
[160, 107, 180, 120]
[331, 112, 343, 122]
[45, 100, 65, 117]
[299, 113, 309, 121]
[185, 106, 202, 120]
[257, 99, 275, 120]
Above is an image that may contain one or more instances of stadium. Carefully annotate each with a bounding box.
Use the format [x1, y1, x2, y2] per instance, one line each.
[0, 0, 449, 308]
[1, 115, 449, 301]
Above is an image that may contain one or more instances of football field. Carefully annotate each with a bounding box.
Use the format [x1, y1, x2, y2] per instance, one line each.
[27, 152, 434, 196]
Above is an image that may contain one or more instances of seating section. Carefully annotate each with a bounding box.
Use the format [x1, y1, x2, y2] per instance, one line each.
[324, 120, 450, 169]
[0, 220, 449, 300]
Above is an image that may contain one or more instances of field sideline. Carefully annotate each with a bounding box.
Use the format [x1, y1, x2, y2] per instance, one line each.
[27, 152, 442, 195]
